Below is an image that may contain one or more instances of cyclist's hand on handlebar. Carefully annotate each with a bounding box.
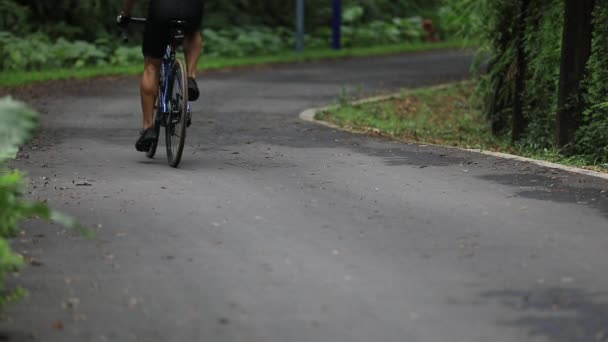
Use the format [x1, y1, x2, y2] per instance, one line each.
[116, 12, 131, 29]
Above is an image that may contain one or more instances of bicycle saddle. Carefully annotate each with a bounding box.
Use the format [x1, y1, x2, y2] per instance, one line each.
[169, 20, 188, 44]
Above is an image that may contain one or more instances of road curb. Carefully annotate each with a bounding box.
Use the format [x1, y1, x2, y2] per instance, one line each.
[298, 92, 608, 182]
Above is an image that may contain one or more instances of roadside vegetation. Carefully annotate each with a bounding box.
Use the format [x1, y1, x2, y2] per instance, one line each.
[320, 82, 608, 171]
[322, 0, 608, 170]
[321, 82, 498, 148]
[0, 0, 463, 87]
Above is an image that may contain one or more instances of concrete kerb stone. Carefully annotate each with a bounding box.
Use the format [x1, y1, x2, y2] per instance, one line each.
[299, 89, 608, 182]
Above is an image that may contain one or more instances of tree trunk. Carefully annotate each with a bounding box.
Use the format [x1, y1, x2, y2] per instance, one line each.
[556, 0, 595, 149]
[511, 0, 530, 142]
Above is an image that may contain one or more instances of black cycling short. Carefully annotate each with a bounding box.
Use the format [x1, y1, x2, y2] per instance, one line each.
[142, 0, 204, 59]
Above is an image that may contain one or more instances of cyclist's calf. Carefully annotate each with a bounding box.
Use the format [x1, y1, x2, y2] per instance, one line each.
[184, 32, 202, 79]
[140, 57, 161, 129]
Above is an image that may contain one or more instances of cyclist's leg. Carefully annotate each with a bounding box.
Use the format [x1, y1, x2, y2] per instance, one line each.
[136, 7, 167, 151]
[141, 57, 161, 130]
[182, 1, 204, 101]
[184, 32, 202, 79]
[184, 31, 202, 101]
[142, 2, 167, 130]
[135, 57, 162, 151]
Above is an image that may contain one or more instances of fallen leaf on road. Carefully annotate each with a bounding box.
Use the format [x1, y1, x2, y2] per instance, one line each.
[62, 298, 80, 310]
[29, 259, 44, 267]
[74, 314, 87, 321]
[52, 321, 64, 330]
[128, 298, 140, 309]
[561, 277, 574, 284]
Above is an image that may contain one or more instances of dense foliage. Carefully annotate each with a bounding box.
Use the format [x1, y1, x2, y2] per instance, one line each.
[448, 0, 608, 165]
[577, 4, 608, 163]
[0, 7, 430, 71]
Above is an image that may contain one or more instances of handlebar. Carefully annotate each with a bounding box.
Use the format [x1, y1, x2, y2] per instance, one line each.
[129, 17, 147, 24]
[119, 17, 147, 42]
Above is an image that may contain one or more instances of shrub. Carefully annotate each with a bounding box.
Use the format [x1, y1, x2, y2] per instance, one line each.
[576, 105, 608, 164]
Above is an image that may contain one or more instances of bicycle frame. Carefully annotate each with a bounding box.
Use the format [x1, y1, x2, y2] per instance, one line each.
[159, 46, 176, 115]
[158, 45, 191, 122]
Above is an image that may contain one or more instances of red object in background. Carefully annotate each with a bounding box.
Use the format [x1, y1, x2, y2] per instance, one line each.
[423, 19, 440, 42]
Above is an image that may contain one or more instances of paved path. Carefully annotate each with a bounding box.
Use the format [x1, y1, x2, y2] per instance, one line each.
[3, 51, 608, 342]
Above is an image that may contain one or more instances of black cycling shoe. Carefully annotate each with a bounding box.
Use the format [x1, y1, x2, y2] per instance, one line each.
[188, 77, 200, 102]
[135, 127, 157, 152]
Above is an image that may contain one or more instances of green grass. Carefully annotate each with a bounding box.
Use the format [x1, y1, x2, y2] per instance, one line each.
[320, 81, 503, 149]
[0, 40, 469, 88]
[514, 147, 608, 171]
[318, 81, 608, 173]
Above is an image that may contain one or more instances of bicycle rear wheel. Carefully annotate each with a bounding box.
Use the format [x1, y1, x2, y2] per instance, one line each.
[165, 59, 188, 168]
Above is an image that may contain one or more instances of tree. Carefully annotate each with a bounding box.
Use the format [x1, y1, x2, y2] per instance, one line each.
[556, 0, 595, 149]
[511, 0, 530, 142]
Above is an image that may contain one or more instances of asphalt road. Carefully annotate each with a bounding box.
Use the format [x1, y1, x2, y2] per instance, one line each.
[3, 50, 608, 342]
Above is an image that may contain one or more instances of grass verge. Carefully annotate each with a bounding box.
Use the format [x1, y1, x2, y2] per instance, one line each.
[0, 40, 469, 88]
[317, 81, 608, 173]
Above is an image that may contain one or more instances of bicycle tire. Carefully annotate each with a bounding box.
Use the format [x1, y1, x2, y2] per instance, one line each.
[165, 58, 188, 168]
[146, 97, 162, 159]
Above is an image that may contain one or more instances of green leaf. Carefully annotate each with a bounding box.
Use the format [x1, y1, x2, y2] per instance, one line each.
[343, 6, 365, 24]
[0, 97, 38, 162]
[596, 102, 608, 110]
[50, 210, 94, 238]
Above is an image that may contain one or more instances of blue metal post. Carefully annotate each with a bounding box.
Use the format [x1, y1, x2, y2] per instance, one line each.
[332, 0, 342, 50]
[296, 0, 305, 52]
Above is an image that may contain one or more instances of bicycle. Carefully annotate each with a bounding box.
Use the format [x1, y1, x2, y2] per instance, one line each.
[122, 17, 192, 168]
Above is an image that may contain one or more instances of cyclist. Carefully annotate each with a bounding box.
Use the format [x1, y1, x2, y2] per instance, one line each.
[117, 0, 204, 152]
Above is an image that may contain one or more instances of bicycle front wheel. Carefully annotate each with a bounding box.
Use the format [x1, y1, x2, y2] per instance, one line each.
[165, 59, 188, 168]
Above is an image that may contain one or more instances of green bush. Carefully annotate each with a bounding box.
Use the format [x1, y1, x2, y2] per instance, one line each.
[202, 26, 292, 58]
[0, 32, 100, 70]
[576, 105, 608, 164]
